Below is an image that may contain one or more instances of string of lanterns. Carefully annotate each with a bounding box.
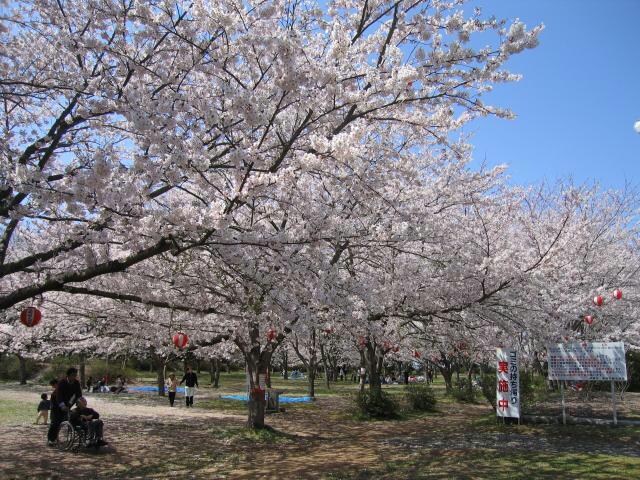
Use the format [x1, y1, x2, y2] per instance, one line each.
[585, 289, 623, 325]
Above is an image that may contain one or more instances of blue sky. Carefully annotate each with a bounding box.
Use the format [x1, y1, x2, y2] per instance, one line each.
[465, 0, 640, 190]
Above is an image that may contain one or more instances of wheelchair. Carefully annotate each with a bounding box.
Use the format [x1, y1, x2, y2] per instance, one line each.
[51, 420, 103, 452]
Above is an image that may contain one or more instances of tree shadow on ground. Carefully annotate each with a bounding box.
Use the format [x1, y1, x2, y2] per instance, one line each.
[1, 387, 640, 479]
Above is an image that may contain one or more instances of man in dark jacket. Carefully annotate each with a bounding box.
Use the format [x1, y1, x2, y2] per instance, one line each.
[47, 367, 83, 446]
[180, 366, 198, 407]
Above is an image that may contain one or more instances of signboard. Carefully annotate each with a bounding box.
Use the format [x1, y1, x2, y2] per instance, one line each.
[496, 347, 520, 418]
[547, 342, 627, 381]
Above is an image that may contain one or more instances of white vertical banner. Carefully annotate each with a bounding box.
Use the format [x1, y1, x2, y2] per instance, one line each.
[496, 347, 520, 418]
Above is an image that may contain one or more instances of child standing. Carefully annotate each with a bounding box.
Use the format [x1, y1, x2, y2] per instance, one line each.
[35, 393, 51, 424]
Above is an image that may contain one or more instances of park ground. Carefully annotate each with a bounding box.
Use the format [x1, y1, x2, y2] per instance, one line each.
[1, 374, 640, 479]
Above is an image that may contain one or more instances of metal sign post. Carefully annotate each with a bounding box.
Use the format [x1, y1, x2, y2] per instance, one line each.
[611, 380, 618, 426]
[560, 381, 566, 425]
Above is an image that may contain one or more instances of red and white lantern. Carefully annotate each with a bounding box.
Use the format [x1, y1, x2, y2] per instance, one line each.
[357, 336, 367, 348]
[612, 289, 623, 300]
[20, 307, 42, 327]
[584, 315, 594, 325]
[413, 350, 421, 359]
[322, 325, 335, 336]
[593, 295, 603, 306]
[172, 332, 189, 349]
[266, 327, 277, 342]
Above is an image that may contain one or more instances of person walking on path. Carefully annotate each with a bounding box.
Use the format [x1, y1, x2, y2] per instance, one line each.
[180, 366, 198, 407]
[166, 373, 179, 407]
[48, 368, 83, 446]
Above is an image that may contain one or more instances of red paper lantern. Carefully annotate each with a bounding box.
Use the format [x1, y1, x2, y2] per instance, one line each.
[266, 327, 277, 342]
[172, 332, 189, 349]
[612, 289, 622, 300]
[357, 336, 367, 348]
[413, 350, 421, 359]
[584, 315, 594, 325]
[593, 295, 603, 306]
[20, 307, 42, 327]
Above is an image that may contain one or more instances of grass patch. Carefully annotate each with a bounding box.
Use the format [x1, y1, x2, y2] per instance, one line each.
[197, 397, 249, 413]
[0, 398, 36, 425]
[209, 425, 295, 445]
[377, 450, 640, 479]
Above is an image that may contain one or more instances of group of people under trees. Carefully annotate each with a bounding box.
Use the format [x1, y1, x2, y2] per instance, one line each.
[85, 374, 127, 394]
[39, 365, 199, 449]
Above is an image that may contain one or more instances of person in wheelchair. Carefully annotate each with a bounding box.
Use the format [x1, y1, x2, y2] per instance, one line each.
[69, 397, 108, 447]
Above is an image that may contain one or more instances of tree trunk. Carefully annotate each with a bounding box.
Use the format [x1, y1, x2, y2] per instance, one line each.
[282, 351, 288, 380]
[17, 354, 27, 385]
[291, 330, 317, 398]
[308, 365, 316, 398]
[241, 323, 274, 429]
[320, 344, 330, 390]
[441, 367, 453, 393]
[210, 358, 221, 388]
[79, 355, 86, 389]
[364, 345, 382, 395]
[153, 353, 165, 397]
[359, 350, 366, 393]
[246, 353, 269, 429]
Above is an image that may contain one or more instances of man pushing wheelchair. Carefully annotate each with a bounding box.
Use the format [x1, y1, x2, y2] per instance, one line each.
[47, 367, 108, 449]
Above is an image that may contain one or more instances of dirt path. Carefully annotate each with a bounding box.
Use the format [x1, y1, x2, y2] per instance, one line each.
[0, 388, 244, 422]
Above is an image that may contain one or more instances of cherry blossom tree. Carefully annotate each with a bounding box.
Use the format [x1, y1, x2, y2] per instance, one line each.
[0, 0, 551, 428]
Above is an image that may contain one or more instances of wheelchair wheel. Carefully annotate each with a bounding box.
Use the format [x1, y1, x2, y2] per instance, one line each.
[56, 421, 76, 451]
[73, 428, 87, 452]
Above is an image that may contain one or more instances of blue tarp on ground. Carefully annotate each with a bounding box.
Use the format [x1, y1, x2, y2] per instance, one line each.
[220, 394, 313, 403]
[128, 386, 186, 393]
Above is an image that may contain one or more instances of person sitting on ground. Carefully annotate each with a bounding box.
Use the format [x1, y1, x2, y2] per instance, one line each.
[95, 378, 106, 393]
[69, 397, 108, 447]
[35, 393, 51, 425]
[114, 375, 126, 394]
